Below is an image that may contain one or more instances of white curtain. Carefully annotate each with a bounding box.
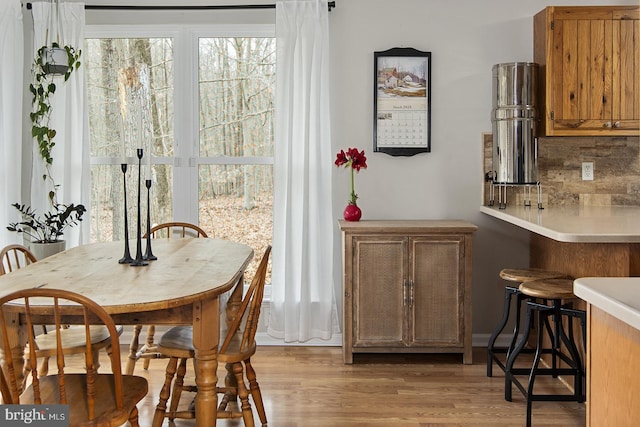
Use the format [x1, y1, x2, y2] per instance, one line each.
[269, 0, 338, 342]
[0, 0, 23, 247]
[31, 2, 87, 248]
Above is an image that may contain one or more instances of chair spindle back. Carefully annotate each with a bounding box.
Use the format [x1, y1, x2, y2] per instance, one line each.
[0, 244, 38, 275]
[0, 288, 125, 418]
[220, 245, 271, 354]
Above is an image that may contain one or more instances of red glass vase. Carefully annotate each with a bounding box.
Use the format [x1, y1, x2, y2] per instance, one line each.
[343, 203, 362, 221]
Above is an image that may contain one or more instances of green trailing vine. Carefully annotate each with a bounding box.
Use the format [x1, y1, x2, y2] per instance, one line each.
[8, 43, 86, 243]
[29, 43, 81, 166]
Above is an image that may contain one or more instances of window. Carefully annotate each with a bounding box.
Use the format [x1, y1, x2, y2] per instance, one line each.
[85, 26, 274, 279]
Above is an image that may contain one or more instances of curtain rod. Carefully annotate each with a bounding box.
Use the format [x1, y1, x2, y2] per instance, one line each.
[26, 2, 335, 11]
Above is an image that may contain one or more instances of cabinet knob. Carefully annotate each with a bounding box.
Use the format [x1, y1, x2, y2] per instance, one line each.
[614, 121, 621, 128]
[604, 121, 612, 128]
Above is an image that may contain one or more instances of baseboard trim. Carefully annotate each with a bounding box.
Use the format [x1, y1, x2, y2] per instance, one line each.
[255, 333, 519, 348]
[473, 333, 520, 348]
[256, 332, 343, 346]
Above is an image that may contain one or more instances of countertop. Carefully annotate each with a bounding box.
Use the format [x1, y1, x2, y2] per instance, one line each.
[574, 277, 640, 330]
[480, 204, 640, 243]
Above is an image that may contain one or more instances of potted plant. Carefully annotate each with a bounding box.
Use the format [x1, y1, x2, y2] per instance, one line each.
[30, 42, 81, 166]
[14, 1, 85, 259]
[7, 198, 86, 259]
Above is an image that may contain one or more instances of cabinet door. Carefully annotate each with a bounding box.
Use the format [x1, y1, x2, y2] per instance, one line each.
[612, 12, 640, 131]
[544, 7, 639, 135]
[409, 236, 464, 346]
[551, 13, 613, 132]
[352, 236, 407, 348]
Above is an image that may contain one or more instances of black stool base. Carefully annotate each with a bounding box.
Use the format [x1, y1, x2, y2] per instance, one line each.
[487, 286, 530, 377]
[505, 300, 586, 427]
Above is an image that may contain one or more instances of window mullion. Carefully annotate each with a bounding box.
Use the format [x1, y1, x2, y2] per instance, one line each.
[171, 30, 199, 223]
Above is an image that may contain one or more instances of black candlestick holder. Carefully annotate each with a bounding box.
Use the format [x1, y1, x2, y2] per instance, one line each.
[144, 179, 157, 261]
[131, 149, 148, 267]
[118, 163, 134, 264]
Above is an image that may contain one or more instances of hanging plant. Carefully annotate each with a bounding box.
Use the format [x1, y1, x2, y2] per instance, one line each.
[11, 0, 86, 246]
[29, 43, 81, 166]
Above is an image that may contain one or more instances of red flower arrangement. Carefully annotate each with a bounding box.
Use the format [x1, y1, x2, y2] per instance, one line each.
[335, 147, 367, 213]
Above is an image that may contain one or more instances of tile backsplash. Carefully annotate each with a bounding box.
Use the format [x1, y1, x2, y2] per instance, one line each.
[482, 133, 640, 207]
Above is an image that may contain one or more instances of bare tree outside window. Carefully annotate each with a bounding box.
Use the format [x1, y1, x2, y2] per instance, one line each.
[86, 37, 174, 243]
[86, 34, 274, 280]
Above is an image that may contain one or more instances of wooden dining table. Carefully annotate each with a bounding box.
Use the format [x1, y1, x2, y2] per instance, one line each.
[0, 238, 253, 426]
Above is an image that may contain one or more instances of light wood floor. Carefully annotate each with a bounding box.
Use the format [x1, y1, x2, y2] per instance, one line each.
[122, 346, 585, 427]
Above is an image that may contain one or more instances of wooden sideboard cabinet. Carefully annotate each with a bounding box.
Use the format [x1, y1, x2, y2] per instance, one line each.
[534, 5, 639, 136]
[339, 220, 477, 364]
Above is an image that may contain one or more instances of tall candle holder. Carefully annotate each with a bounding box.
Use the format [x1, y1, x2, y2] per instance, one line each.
[144, 179, 157, 261]
[118, 163, 134, 264]
[131, 149, 148, 267]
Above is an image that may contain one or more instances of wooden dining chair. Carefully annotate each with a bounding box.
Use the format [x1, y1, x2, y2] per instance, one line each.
[0, 244, 122, 382]
[151, 245, 272, 427]
[0, 243, 37, 275]
[0, 288, 148, 426]
[148, 221, 209, 239]
[127, 221, 209, 375]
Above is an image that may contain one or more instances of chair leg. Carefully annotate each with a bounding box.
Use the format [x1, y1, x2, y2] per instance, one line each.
[105, 343, 117, 373]
[224, 361, 239, 401]
[168, 357, 188, 422]
[504, 299, 535, 402]
[525, 304, 548, 427]
[89, 348, 101, 373]
[245, 358, 267, 426]
[506, 292, 528, 361]
[128, 406, 140, 427]
[487, 286, 521, 377]
[152, 357, 179, 427]
[557, 307, 586, 403]
[22, 358, 33, 390]
[143, 325, 156, 370]
[38, 356, 50, 377]
[127, 324, 143, 375]
[233, 361, 255, 427]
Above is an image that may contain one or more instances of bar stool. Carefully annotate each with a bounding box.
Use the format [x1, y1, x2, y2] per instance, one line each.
[505, 278, 586, 427]
[486, 268, 570, 377]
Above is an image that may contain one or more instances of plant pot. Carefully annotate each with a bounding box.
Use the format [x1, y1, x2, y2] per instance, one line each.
[42, 47, 69, 75]
[28, 240, 66, 260]
[343, 203, 362, 222]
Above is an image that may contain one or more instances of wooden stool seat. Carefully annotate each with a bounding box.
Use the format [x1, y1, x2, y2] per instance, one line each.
[518, 278, 576, 300]
[499, 268, 568, 283]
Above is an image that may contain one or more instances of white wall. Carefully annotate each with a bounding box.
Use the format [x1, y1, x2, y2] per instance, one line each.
[328, 0, 638, 337]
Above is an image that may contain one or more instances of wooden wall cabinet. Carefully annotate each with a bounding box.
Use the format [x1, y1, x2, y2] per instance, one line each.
[534, 6, 640, 136]
[339, 220, 477, 364]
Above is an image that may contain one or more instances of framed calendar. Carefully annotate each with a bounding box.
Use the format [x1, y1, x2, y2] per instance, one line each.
[373, 47, 431, 156]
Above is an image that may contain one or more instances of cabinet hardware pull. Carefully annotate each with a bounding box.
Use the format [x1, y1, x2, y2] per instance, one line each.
[604, 121, 612, 128]
[614, 121, 621, 128]
[403, 280, 407, 306]
[409, 280, 414, 307]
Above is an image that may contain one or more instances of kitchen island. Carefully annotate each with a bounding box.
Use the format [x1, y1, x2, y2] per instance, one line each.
[481, 203, 640, 347]
[480, 204, 640, 277]
[574, 278, 640, 427]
